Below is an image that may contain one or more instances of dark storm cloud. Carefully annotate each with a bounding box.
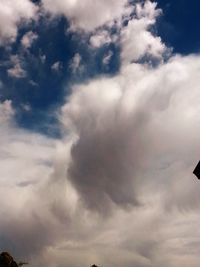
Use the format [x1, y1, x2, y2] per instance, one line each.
[68, 109, 148, 213]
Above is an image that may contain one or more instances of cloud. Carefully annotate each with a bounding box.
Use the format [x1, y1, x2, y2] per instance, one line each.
[120, 1, 167, 63]
[89, 30, 112, 48]
[103, 50, 113, 65]
[63, 53, 200, 212]
[21, 31, 38, 48]
[0, 0, 38, 44]
[70, 53, 84, 74]
[42, 0, 130, 31]
[7, 55, 26, 78]
[58, 52, 200, 266]
[7, 65, 26, 79]
[2, 1, 200, 267]
[0, 101, 77, 259]
[0, 100, 14, 125]
[51, 61, 62, 72]
[61, 78, 141, 212]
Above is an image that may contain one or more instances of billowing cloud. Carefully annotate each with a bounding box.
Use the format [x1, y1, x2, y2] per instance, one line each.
[58, 53, 200, 267]
[0, 0, 38, 44]
[120, 1, 167, 63]
[1, 1, 200, 267]
[61, 55, 200, 215]
[42, 0, 130, 31]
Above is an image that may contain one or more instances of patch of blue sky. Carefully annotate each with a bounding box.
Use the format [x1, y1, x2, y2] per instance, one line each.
[157, 0, 200, 54]
[0, 15, 120, 137]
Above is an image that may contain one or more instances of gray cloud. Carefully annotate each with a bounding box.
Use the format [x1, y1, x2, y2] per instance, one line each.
[67, 106, 148, 212]
[61, 54, 200, 220]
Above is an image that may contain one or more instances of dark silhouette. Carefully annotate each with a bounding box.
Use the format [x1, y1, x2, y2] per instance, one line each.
[0, 252, 26, 267]
[193, 161, 200, 179]
[0, 252, 15, 267]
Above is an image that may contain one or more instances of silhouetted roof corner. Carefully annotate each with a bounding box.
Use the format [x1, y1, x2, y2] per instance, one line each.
[193, 161, 200, 179]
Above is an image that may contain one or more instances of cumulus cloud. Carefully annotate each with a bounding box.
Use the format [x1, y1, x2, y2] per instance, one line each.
[58, 53, 200, 266]
[0, 0, 38, 44]
[61, 55, 200, 214]
[42, 0, 130, 31]
[120, 1, 167, 63]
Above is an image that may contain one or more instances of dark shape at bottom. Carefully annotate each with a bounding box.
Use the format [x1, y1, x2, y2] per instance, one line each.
[193, 161, 200, 179]
[0, 252, 24, 267]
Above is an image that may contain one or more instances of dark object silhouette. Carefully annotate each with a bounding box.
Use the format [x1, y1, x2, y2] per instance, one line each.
[193, 161, 200, 179]
[10, 262, 18, 267]
[0, 252, 23, 267]
[91, 265, 98, 267]
[0, 252, 13, 267]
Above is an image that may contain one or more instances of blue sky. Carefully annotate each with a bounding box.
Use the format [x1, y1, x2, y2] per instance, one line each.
[157, 0, 200, 54]
[1, 1, 200, 267]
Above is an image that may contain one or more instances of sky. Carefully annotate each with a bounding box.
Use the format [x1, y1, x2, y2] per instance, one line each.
[1, 1, 200, 267]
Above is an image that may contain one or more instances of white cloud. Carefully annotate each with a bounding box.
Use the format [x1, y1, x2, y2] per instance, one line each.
[90, 30, 112, 48]
[0, 100, 14, 125]
[42, 0, 130, 31]
[21, 31, 38, 48]
[0, 100, 78, 260]
[0, 0, 38, 44]
[7, 64, 26, 78]
[120, 1, 167, 63]
[7, 55, 26, 78]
